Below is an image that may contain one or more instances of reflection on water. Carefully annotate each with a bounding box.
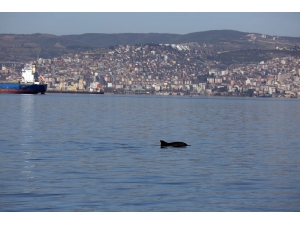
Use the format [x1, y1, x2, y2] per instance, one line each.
[20, 95, 36, 193]
[20, 95, 34, 141]
[0, 94, 300, 211]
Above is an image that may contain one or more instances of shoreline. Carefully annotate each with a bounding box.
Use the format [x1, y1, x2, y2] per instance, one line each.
[47, 90, 104, 94]
[45, 90, 298, 98]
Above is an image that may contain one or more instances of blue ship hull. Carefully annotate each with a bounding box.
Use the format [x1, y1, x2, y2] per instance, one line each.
[0, 83, 47, 94]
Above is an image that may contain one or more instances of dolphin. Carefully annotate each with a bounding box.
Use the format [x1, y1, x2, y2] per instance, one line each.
[160, 140, 190, 148]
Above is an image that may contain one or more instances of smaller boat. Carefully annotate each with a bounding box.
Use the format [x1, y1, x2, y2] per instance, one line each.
[258, 93, 272, 97]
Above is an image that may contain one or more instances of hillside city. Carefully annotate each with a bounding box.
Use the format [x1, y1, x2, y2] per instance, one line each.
[1, 41, 300, 97]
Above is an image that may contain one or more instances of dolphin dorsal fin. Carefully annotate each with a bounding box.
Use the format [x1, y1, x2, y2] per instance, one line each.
[160, 140, 168, 145]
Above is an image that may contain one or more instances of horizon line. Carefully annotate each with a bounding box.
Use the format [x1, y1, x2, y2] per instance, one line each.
[1, 29, 298, 38]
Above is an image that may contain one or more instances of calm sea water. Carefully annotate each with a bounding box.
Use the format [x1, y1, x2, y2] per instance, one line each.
[0, 93, 300, 212]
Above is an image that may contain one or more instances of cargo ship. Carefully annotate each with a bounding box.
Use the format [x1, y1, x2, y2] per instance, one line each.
[0, 63, 47, 94]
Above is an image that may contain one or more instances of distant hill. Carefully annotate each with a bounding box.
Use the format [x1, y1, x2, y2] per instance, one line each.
[0, 30, 299, 62]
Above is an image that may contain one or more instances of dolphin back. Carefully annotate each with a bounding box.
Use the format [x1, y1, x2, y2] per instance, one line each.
[160, 140, 190, 147]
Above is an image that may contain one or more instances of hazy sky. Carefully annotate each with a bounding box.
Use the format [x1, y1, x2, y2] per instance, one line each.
[1, 2, 299, 37]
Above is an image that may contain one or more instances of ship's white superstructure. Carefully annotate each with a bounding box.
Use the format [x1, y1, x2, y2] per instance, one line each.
[21, 64, 45, 84]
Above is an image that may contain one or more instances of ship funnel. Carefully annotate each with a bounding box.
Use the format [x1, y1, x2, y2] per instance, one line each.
[32, 64, 36, 74]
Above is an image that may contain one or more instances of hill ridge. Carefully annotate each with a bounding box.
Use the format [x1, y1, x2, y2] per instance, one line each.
[1, 30, 299, 61]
